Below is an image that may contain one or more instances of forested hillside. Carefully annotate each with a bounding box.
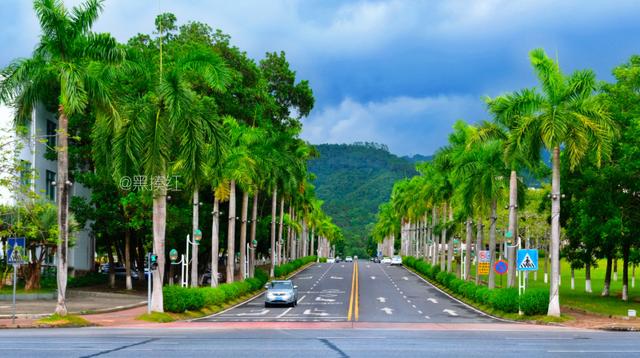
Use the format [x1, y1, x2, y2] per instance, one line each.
[308, 142, 418, 256]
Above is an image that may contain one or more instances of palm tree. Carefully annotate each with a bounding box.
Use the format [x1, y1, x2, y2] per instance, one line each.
[498, 48, 616, 316]
[0, 0, 123, 315]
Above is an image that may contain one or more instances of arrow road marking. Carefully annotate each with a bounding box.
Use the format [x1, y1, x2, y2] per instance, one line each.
[277, 307, 293, 318]
[330, 276, 344, 280]
[381, 307, 394, 315]
[376, 297, 386, 303]
[304, 308, 329, 316]
[443, 309, 458, 316]
[402, 276, 409, 280]
[237, 309, 269, 316]
[427, 298, 438, 304]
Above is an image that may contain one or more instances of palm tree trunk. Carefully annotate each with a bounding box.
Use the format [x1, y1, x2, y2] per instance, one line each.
[150, 190, 167, 312]
[488, 200, 498, 289]
[475, 218, 483, 285]
[125, 228, 132, 290]
[302, 218, 308, 258]
[191, 188, 199, 287]
[211, 197, 219, 287]
[440, 202, 447, 271]
[548, 146, 561, 316]
[310, 227, 315, 257]
[270, 187, 277, 276]
[239, 190, 249, 280]
[602, 255, 612, 296]
[622, 243, 629, 301]
[54, 108, 70, 316]
[106, 237, 116, 289]
[585, 261, 592, 293]
[464, 217, 472, 281]
[447, 202, 453, 273]
[250, 192, 258, 278]
[278, 197, 285, 264]
[431, 206, 438, 267]
[227, 180, 236, 283]
[507, 170, 518, 288]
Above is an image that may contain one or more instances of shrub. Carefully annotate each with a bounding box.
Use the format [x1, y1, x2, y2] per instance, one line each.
[319, 257, 327, 263]
[519, 289, 549, 316]
[489, 288, 519, 313]
[255, 268, 268, 285]
[403, 256, 416, 268]
[163, 285, 188, 313]
[274, 255, 316, 278]
[460, 282, 478, 300]
[201, 287, 226, 306]
[427, 265, 440, 280]
[475, 286, 492, 305]
[415, 261, 431, 275]
[449, 278, 464, 294]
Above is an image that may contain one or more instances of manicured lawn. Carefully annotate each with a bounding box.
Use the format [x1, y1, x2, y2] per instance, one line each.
[458, 258, 639, 317]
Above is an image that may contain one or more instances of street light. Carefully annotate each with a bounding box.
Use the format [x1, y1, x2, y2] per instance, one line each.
[170, 233, 201, 287]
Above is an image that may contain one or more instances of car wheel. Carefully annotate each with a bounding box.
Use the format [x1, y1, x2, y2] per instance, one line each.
[265, 303, 270, 308]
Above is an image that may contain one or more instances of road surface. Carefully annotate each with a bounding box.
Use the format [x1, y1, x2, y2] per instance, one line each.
[197, 259, 494, 323]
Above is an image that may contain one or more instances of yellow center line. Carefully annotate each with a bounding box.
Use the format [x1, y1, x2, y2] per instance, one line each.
[347, 260, 356, 321]
[355, 260, 359, 321]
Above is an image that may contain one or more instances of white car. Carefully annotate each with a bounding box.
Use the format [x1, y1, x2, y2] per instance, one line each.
[381, 257, 391, 264]
[345, 256, 353, 262]
[327, 257, 336, 263]
[390, 256, 403, 266]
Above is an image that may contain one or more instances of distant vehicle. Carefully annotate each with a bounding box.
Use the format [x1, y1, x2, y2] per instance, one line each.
[381, 257, 391, 264]
[373, 257, 381, 263]
[265, 280, 298, 307]
[201, 270, 224, 285]
[327, 257, 336, 263]
[345, 256, 353, 262]
[391, 256, 403, 266]
[336, 257, 342, 263]
[354, 256, 358, 260]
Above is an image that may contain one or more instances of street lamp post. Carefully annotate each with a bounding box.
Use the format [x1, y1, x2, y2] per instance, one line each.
[170, 232, 201, 287]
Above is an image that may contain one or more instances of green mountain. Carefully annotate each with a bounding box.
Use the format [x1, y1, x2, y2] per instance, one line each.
[308, 142, 418, 255]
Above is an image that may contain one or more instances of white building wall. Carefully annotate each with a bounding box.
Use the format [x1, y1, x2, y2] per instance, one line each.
[1, 103, 95, 272]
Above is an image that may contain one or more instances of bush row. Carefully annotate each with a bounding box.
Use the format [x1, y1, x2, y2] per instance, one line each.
[273, 256, 317, 278]
[163, 268, 269, 313]
[402, 256, 548, 316]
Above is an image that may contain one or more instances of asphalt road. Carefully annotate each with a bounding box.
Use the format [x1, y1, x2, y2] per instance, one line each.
[198, 259, 494, 323]
[1, 326, 638, 357]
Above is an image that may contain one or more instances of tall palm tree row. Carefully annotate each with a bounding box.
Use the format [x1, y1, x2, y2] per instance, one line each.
[373, 48, 615, 317]
[1, 3, 340, 314]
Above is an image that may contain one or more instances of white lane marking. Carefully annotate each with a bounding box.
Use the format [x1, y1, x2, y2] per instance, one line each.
[370, 276, 376, 280]
[425, 316, 431, 319]
[315, 294, 337, 302]
[277, 307, 293, 318]
[412, 304, 416, 308]
[303, 308, 329, 316]
[366, 265, 370, 268]
[400, 291, 403, 295]
[381, 307, 394, 315]
[237, 309, 270, 316]
[297, 295, 307, 303]
[418, 310, 423, 314]
[427, 298, 438, 304]
[330, 276, 343, 280]
[341, 265, 345, 268]
[376, 297, 387, 303]
[443, 309, 458, 316]
[297, 276, 313, 280]
[403, 296, 407, 299]
[402, 276, 409, 280]
[407, 300, 412, 303]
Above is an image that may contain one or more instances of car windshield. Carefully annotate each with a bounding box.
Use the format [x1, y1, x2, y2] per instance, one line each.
[270, 282, 292, 289]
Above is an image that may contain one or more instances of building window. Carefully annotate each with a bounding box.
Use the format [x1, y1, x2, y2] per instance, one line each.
[20, 160, 32, 188]
[46, 120, 56, 158]
[46, 170, 56, 201]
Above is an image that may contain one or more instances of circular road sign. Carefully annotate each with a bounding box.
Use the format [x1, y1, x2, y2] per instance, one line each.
[494, 260, 508, 275]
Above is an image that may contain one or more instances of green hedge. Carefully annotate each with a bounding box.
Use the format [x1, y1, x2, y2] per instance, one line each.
[319, 257, 327, 263]
[402, 256, 548, 317]
[163, 268, 269, 313]
[273, 256, 317, 278]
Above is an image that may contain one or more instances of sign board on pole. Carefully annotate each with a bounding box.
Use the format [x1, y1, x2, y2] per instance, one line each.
[494, 260, 508, 275]
[7, 238, 26, 265]
[478, 262, 490, 275]
[517, 249, 539, 271]
[478, 250, 491, 263]
[477, 250, 491, 275]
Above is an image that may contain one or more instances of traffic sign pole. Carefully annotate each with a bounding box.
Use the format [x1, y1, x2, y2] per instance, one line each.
[12, 264, 17, 324]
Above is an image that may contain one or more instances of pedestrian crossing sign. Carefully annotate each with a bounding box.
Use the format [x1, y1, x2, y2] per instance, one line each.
[517, 249, 538, 271]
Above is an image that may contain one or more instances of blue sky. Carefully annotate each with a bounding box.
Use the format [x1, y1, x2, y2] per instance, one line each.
[2, 0, 640, 156]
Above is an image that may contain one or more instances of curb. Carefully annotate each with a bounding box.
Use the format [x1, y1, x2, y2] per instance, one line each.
[0, 300, 147, 320]
[402, 265, 516, 324]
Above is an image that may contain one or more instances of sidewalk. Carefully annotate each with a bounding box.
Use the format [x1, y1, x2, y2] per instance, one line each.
[0, 288, 147, 328]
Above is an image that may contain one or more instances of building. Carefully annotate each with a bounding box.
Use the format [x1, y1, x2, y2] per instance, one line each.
[0, 103, 95, 272]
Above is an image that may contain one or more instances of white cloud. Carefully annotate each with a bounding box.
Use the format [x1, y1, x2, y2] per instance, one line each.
[302, 95, 486, 156]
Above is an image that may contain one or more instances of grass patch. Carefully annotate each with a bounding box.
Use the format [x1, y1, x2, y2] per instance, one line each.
[137, 312, 177, 323]
[458, 258, 640, 317]
[37, 314, 92, 327]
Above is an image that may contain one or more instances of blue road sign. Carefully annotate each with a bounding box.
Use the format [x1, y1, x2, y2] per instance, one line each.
[517, 249, 538, 271]
[7, 237, 26, 264]
[494, 260, 508, 275]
